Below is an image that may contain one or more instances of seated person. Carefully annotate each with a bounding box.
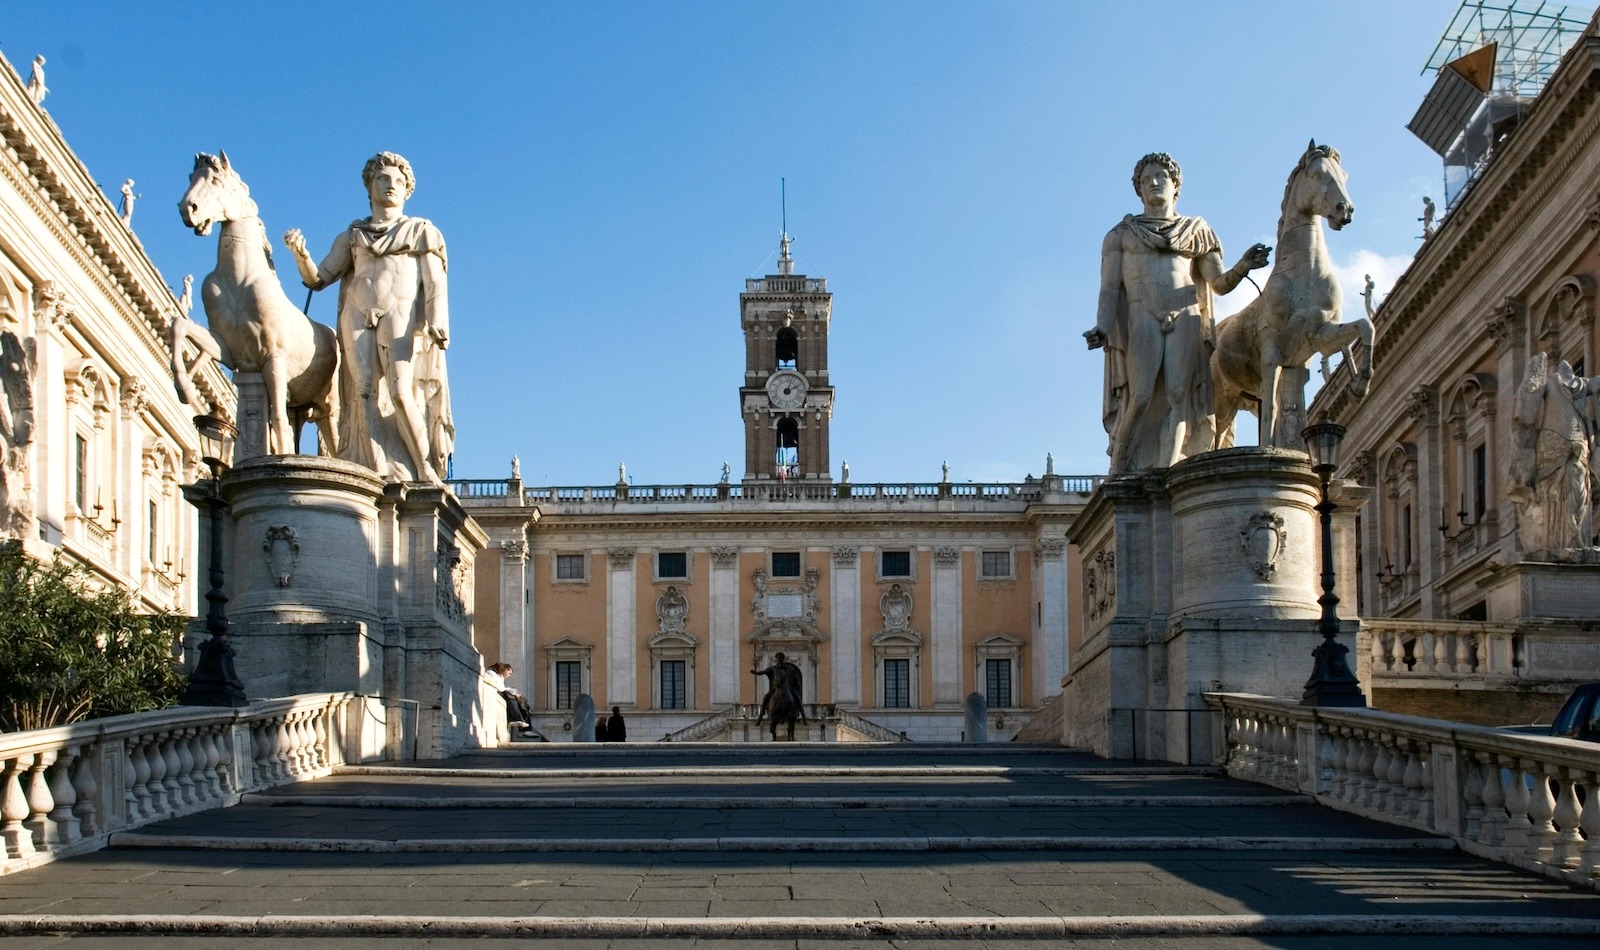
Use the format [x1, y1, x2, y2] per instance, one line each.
[486, 662, 540, 739]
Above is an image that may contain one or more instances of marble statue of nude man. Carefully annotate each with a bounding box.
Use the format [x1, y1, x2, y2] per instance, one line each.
[284, 152, 452, 483]
[1085, 152, 1269, 473]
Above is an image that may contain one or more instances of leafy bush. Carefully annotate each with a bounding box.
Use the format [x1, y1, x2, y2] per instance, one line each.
[0, 544, 188, 732]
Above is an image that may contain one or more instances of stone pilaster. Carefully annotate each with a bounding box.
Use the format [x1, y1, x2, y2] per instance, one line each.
[606, 548, 636, 707]
[829, 546, 861, 706]
[499, 538, 530, 699]
[931, 545, 963, 707]
[1034, 536, 1068, 701]
[709, 545, 741, 704]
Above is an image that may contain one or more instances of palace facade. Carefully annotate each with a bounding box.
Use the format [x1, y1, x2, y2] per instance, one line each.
[0, 52, 224, 611]
[457, 243, 1093, 742]
[1312, 12, 1600, 724]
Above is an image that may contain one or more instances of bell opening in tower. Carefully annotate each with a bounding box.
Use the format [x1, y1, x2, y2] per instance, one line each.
[775, 328, 798, 370]
[775, 418, 799, 480]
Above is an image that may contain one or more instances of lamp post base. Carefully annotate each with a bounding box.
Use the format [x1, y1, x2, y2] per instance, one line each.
[181, 633, 248, 707]
[1301, 636, 1367, 707]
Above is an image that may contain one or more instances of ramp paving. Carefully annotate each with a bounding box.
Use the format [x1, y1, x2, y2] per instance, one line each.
[1, 743, 1597, 945]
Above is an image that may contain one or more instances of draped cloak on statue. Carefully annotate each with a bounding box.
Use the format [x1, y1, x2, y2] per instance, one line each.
[317, 215, 454, 482]
[1099, 213, 1221, 471]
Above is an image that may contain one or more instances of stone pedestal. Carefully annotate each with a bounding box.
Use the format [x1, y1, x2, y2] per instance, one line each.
[187, 455, 493, 758]
[1482, 560, 1600, 621]
[1063, 448, 1341, 762]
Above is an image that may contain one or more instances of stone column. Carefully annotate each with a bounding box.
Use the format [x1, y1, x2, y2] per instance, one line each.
[1407, 387, 1443, 617]
[31, 286, 69, 548]
[116, 378, 146, 578]
[606, 548, 637, 708]
[931, 545, 963, 707]
[709, 546, 740, 705]
[499, 539, 530, 699]
[830, 546, 861, 707]
[1035, 536, 1069, 701]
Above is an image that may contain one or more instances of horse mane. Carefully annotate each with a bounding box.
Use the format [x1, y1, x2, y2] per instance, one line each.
[1276, 143, 1341, 237]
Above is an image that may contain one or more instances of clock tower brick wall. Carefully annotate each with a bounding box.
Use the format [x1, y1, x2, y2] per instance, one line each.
[739, 260, 834, 482]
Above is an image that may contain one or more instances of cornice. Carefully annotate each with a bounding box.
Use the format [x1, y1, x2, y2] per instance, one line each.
[0, 52, 231, 406]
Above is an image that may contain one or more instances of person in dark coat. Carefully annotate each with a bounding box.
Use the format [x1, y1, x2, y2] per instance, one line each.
[607, 706, 627, 742]
[595, 715, 608, 742]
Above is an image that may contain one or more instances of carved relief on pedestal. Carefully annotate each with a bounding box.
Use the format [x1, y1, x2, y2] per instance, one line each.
[1085, 550, 1116, 624]
[1240, 511, 1287, 581]
[437, 536, 467, 621]
[263, 525, 300, 587]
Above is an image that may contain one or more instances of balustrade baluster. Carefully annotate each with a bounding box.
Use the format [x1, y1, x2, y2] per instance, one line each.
[1386, 634, 1403, 673]
[1551, 768, 1583, 868]
[1502, 759, 1533, 852]
[1353, 734, 1377, 809]
[1525, 762, 1559, 863]
[275, 717, 294, 781]
[47, 746, 80, 845]
[172, 731, 197, 808]
[145, 734, 171, 815]
[313, 710, 330, 771]
[126, 740, 151, 822]
[1, 756, 33, 859]
[71, 749, 98, 837]
[197, 729, 222, 805]
[1453, 634, 1472, 672]
[1419, 633, 1436, 673]
[1479, 752, 1507, 846]
[1414, 743, 1434, 827]
[1578, 768, 1600, 876]
[1461, 752, 1486, 840]
[1370, 738, 1393, 813]
[23, 751, 56, 848]
[1433, 634, 1448, 672]
[1371, 631, 1388, 672]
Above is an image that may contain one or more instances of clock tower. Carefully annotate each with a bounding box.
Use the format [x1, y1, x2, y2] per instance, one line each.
[741, 233, 834, 482]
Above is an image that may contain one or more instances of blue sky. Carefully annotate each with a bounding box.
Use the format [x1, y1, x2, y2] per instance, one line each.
[5, 1, 1473, 485]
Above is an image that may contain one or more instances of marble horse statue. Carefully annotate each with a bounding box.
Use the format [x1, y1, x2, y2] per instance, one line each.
[171, 152, 339, 456]
[1212, 141, 1371, 449]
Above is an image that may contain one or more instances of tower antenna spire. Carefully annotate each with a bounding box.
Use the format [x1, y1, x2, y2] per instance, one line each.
[777, 178, 793, 276]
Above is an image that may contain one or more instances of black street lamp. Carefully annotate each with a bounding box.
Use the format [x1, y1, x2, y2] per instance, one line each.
[1301, 419, 1366, 708]
[179, 413, 247, 707]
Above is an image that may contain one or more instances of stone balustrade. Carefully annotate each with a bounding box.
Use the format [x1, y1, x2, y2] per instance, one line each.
[1206, 692, 1600, 889]
[1361, 619, 1523, 678]
[0, 694, 368, 875]
[449, 478, 1101, 507]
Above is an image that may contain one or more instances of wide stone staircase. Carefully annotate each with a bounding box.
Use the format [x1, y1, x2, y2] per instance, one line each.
[2, 742, 1599, 947]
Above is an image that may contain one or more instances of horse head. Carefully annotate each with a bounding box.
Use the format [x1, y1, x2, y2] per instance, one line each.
[1289, 139, 1353, 231]
[179, 151, 254, 236]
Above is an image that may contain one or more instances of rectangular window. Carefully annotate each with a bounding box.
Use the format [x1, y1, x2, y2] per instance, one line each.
[771, 551, 801, 577]
[881, 550, 911, 578]
[74, 435, 88, 512]
[148, 499, 159, 564]
[884, 659, 911, 708]
[1472, 444, 1488, 521]
[980, 550, 1010, 578]
[555, 661, 581, 710]
[657, 551, 688, 579]
[555, 554, 586, 581]
[985, 658, 1013, 708]
[660, 660, 686, 710]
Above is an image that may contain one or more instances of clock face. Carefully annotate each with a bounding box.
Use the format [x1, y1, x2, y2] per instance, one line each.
[766, 371, 807, 410]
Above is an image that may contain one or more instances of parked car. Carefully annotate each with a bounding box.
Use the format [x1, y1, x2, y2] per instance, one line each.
[1549, 682, 1600, 742]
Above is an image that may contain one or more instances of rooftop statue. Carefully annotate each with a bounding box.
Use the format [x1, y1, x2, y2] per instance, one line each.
[119, 179, 137, 225]
[285, 152, 452, 484]
[1420, 196, 1437, 239]
[1212, 141, 1371, 450]
[1086, 152, 1270, 473]
[25, 55, 46, 106]
[172, 152, 340, 456]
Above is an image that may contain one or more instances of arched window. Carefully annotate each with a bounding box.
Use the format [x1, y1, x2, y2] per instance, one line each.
[775, 418, 799, 478]
[775, 328, 798, 370]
